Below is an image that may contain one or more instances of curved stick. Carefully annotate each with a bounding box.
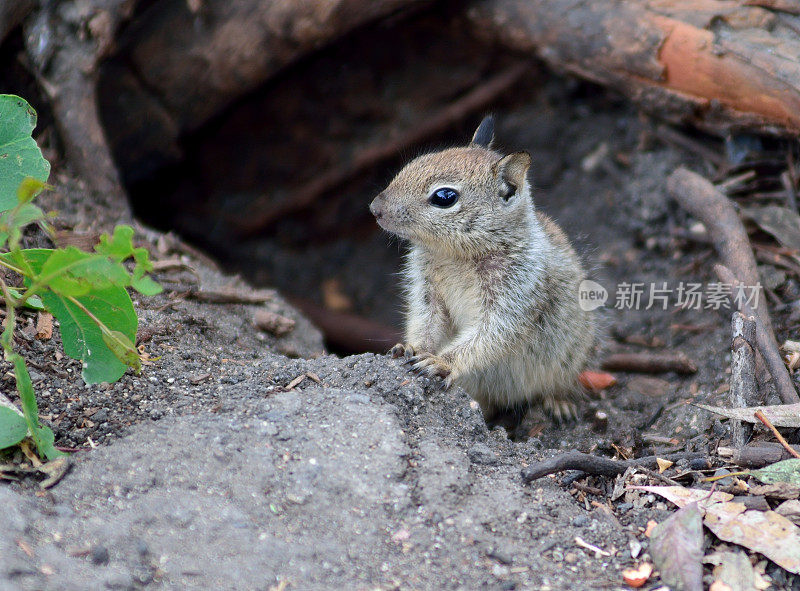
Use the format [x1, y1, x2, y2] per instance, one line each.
[521, 450, 707, 482]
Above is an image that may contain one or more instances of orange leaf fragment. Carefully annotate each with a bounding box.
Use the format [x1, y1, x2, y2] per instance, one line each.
[622, 562, 653, 588]
[580, 370, 617, 392]
[644, 520, 658, 537]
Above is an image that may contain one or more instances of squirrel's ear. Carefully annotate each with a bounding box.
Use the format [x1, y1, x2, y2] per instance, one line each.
[494, 151, 531, 187]
[470, 115, 495, 148]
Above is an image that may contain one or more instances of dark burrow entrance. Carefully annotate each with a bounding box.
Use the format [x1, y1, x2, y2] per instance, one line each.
[96, 2, 630, 355]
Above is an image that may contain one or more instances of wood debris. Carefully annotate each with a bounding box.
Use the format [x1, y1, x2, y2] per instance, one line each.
[35, 312, 53, 340]
[253, 309, 295, 337]
[601, 352, 697, 374]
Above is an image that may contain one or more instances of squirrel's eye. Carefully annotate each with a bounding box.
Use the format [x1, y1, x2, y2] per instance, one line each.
[500, 182, 516, 201]
[429, 187, 459, 208]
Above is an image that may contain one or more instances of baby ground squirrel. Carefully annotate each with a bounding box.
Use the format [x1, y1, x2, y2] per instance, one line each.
[369, 116, 596, 420]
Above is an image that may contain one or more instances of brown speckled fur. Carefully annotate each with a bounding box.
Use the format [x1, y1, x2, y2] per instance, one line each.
[370, 118, 596, 421]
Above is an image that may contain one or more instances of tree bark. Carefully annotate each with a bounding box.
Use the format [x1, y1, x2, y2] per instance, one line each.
[467, 0, 800, 136]
[730, 312, 757, 448]
[22, 1, 141, 220]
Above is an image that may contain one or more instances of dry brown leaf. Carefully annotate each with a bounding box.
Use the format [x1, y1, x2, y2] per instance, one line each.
[656, 458, 674, 473]
[644, 520, 658, 537]
[628, 485, 733, 508]
[704, 502, 800, 574]
[775, 499, 800, 525]
[749, 482, 800, 500]
[35, 312, 53, 340]
[741, 205, 800, 253]
[285, 374, 306, 390]
[704, 549, 757, 591]
[650, 502, 704, 591]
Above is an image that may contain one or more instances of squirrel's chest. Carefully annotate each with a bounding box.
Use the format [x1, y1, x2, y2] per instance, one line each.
[428, 261, 483, 327]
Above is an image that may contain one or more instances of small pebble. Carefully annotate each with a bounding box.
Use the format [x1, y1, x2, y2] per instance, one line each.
[571, 514, 590, 527]
[467, 443, 498, 465]
[91, 545, 109, 565]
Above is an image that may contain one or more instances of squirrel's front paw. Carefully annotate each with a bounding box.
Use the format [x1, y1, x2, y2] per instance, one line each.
[407, 352, 454, 385]
[390, 343, 416, 359]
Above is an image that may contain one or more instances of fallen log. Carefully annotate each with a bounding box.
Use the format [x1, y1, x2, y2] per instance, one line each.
[467, 0, 800, 136]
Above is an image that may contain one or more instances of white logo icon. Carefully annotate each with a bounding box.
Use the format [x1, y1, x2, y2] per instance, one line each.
[578, 279, 607, 311]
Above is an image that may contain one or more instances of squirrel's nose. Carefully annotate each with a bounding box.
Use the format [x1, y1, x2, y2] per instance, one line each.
[369, 198, 383, 219]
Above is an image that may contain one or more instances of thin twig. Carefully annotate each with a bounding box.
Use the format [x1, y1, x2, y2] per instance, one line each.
[183, 286, 277, 305]
[718, 442, 800, 467]
[571, 481, 604, 496]
[601, 351, 697, 374]
[754, 409, 800, 458]
[637, 466, 681, 487]
[521, 450, 707, 482]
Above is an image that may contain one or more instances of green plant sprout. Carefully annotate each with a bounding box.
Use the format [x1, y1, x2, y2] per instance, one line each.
[0, 94, 162, 460]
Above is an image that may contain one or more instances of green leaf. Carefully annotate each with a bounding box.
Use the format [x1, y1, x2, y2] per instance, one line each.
[751, 458, 800, 486]
[0, 406, 27, 449]
[43, 287, 138, 384]
[11, 291, 44, 311]
[95, 225, 137, 261]
[95, 225, 162, 296]
[12, 354, 63, 459]
[31, 423, 62, 461]
[1, 249, 140, 383]
[102, 329, 142, 373]
[38, 247, 129, 296]
[131, 274, 162, 296]
[16, 177, 47, 204]
[0, 95, 50, 212]
[0, 200, 47, 249]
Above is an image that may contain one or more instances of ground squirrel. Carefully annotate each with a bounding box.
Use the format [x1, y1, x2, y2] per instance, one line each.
[369, 116, 596, 420]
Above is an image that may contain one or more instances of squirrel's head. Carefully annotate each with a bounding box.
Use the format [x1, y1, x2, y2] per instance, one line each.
[370, 116, 534, 255]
